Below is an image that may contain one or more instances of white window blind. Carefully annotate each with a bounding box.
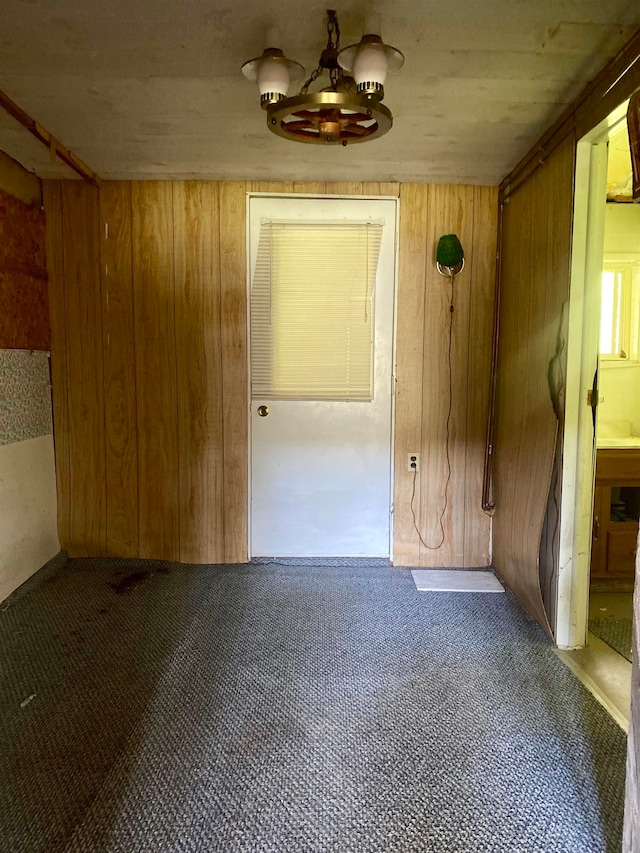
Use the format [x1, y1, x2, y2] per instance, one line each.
[251, 220, 383, 401]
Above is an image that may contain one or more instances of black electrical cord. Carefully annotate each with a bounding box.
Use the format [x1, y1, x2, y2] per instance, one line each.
[410, 270, 455, 551]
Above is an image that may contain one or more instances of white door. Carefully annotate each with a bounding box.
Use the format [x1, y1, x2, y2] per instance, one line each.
[249, 195, 396, 558]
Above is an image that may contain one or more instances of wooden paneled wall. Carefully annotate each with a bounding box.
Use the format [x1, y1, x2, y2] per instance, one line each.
[492, 136, 575, 636]
[44, 179, 498, 566]
[394, 184, 497, 567]
[44, 180, 246, 562]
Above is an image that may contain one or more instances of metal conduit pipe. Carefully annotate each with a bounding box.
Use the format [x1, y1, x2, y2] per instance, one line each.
[481, 192, 505, 516]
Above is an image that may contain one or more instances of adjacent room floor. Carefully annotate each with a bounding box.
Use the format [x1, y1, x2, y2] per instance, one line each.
[589, 591, 634, 662]
[554, 590, 634, 732]
[0, 556, 627, 852]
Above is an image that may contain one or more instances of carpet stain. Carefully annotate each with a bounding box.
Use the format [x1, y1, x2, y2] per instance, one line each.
[109, 570, 151, 595]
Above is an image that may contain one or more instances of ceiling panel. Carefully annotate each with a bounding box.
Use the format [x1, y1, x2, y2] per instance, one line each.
[0, 0, 638, 185]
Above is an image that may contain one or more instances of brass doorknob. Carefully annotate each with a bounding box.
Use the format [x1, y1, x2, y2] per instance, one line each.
[257, 405, 269, 417]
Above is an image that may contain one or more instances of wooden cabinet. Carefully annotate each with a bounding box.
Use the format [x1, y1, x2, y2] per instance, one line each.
[591, 449, 640, 579]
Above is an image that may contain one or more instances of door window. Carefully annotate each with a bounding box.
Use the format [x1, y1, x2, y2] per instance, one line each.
[250, 221, 383, 401]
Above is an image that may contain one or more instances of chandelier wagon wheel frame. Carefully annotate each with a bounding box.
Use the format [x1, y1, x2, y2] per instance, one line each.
[241, 10, 403, 146]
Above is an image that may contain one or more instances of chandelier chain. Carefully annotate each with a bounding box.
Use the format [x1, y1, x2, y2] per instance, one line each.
[301, 9, 342, 94]
[327, 10, 340, 89]
[327, 9, 340, 50]
[301, 67, 321, 95]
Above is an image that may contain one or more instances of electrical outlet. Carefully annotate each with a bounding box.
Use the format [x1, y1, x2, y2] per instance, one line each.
[407, 452, 420, 473]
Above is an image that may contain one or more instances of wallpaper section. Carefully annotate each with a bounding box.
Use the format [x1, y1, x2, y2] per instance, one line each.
[0, 349, 53, 445]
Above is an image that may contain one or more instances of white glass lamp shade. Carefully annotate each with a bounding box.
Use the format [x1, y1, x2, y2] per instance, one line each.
[257, 55, 290, 97]
[338, 23, 404, 98]
[353, 41, 389, 87]
[242, 38, 304, 108]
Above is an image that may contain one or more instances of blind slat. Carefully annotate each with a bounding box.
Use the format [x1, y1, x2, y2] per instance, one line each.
[251, 221, 383, 401]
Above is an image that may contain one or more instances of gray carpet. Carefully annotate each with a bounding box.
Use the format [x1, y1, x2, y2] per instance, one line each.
[589, 617, 633, 662]
[0, 555, 627, 852]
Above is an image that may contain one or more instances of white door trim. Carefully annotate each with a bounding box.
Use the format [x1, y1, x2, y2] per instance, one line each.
[556, 100, 628, 648]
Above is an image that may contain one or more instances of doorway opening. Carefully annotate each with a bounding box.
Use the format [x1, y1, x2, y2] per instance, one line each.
[557, 100, 639, 725]
[588, 117, 639, 672]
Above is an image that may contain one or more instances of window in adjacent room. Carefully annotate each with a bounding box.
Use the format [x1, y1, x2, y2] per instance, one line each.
[600, 260, 639, 360]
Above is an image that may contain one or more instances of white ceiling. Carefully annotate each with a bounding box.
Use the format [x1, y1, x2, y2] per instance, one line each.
[0, 0, 638, 185]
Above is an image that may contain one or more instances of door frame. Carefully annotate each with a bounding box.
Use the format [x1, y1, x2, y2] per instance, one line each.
[556, 102, 629, 649]
[245, 192, 401, 560]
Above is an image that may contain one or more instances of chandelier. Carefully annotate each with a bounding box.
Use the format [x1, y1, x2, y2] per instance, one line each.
[241, 10, 404, 146]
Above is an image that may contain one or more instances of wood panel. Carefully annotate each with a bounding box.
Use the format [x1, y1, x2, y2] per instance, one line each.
[251, 181, 293, 194]
[60, 181, 106, 556]
[539, 434, 562, 626]
[362, 183, 381, 196]
[43, 181, 70, 549]
[393, 184, 428, 565]
[541, 133, 574, 616]
[271, 182, 399, 198]
[393, 183, 496, 567]
[362, 182, 400, 197]
[292, 182, 326, 194]
[419, 185, 474, 566]
[464, 186, 497, 566]
[131, 181, 179, 560]
[99, 181, 138, 558]
[493, 177, 551, 631]
[493, 136, 575, 636]
[219, 181, 249, 563]
[379, 182, 400, 197]
[495, 177, 554, 630]
[174, 181, 224, 563]
[325, 182, 363, 195]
